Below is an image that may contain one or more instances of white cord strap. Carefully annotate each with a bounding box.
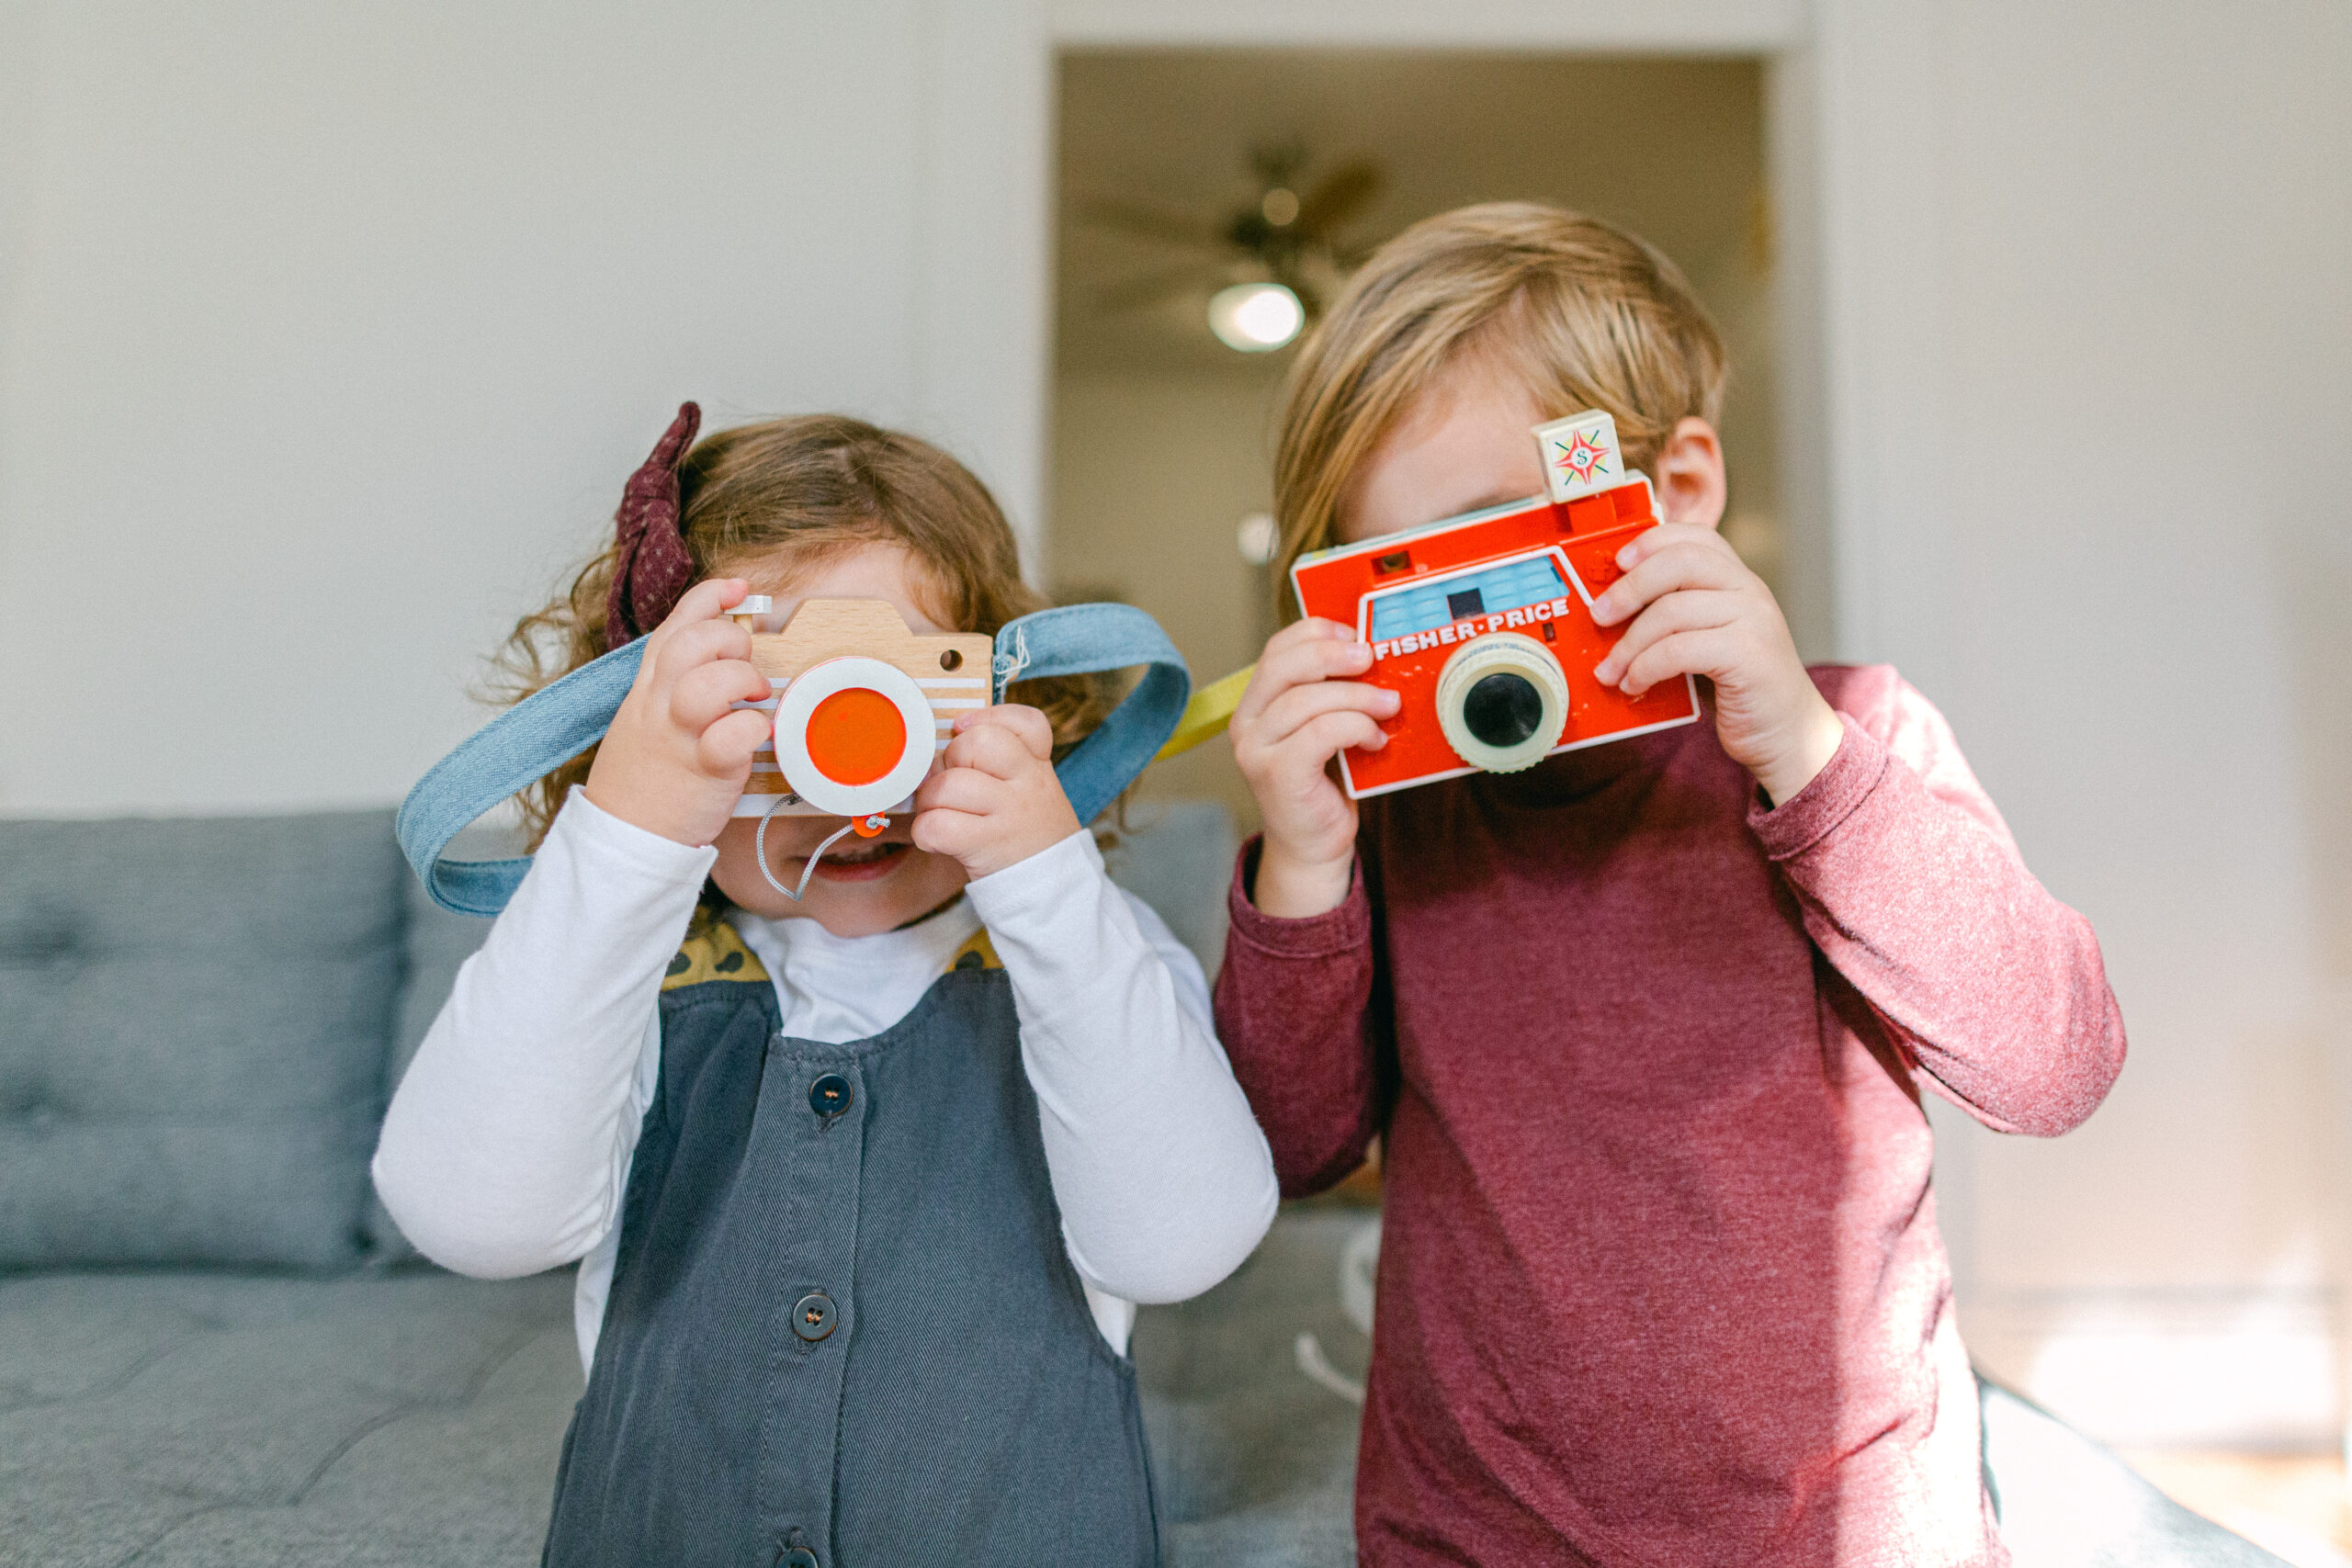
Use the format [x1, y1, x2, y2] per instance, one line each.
[991, 621, 1031, 699]
[753, 798, 888, 902]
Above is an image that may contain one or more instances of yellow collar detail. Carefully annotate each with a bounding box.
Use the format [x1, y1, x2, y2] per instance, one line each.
[662, 908, 772, 991]
[662, 909, 997, 993]
[944, 928, 1001, 975]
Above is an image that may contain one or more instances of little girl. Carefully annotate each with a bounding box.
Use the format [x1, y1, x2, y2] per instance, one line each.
[374, 409, 1277, 1567]
[1217, 205, 2127, 1566]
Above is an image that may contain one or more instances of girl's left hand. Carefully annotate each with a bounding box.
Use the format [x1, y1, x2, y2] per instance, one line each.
[1589, 523, 1846, 807]
[911, 705, 1081, 879]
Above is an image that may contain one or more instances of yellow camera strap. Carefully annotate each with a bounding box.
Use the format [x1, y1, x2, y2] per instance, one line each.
[1154, 663, 1256, 761]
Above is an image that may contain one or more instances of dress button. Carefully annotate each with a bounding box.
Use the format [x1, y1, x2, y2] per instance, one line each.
[780, 1550, 820, 1568]
[792, 1292, 837, 1342]
[808, 1073, 853, 1120]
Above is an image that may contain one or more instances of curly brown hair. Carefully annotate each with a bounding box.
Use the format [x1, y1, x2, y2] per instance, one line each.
[493, 413, 1108, 848]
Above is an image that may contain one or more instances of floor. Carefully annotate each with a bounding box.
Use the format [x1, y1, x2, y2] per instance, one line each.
[2119, 1450, 2352, 1568]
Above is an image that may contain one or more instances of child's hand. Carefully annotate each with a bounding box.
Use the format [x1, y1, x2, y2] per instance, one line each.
[911, 705, 1082, 880]
[1589, 525, 1844, 807]
[582, 579, 775, 846]
[1228, 618, 1401, 919]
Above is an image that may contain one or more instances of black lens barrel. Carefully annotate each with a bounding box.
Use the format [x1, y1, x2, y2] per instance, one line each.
[1462, 671, 1544, 749]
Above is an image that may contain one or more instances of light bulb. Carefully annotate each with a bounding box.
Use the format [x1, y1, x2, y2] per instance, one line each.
[1236, 512, 1279, 565]
[1207, 282, 1304, 352]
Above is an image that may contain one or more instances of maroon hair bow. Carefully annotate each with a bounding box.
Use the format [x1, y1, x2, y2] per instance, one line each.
[605, 401, 702, 649]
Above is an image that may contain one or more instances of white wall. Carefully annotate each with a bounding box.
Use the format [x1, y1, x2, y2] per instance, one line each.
[1789, 0, 2352, 1446]
[1051, 369, 1282, 826]
[0, 0, 1045, 816]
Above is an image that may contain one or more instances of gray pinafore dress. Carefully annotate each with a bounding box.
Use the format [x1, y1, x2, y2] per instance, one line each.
[542, 912, 1159, 1568]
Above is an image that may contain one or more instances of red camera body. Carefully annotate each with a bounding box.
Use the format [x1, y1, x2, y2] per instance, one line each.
[1288, 412, 1700, 799]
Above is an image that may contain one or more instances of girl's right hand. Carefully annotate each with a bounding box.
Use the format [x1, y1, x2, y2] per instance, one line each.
[582, 579, 775, 848]
[1228, 617, 1400, 919]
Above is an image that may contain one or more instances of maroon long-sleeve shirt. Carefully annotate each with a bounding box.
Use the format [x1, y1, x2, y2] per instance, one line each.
[1213, 666, 2125, 1568]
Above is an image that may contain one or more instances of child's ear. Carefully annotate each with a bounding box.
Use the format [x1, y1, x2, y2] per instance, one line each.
[1653, 417, 1727, 530]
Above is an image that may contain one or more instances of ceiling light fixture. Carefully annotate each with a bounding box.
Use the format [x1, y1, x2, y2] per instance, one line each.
[1207, 282, 1304, 353]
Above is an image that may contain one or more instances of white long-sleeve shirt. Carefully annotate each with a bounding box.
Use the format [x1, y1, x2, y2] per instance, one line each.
[373, 790, 1278, 1372]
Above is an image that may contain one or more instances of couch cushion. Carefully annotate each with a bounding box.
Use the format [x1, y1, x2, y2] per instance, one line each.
[1102, 798, 1238, 981]
[362, 869, 494, 1264]
[1136, 1208, 1365, 1566]
[0, 1265, 576, 1568]
[0, 1213, 2298, 1568]
[0, 812, 404, 1269]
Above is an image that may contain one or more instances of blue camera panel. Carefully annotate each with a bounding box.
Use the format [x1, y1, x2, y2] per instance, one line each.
[1367, 556, 1566, 642]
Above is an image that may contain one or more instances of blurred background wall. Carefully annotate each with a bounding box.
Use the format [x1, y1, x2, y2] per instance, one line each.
[0, 0, 1048, 814]
[3, 0, 2347, 1454]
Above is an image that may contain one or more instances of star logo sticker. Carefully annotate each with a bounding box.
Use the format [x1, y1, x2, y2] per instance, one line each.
[1552, 430, 1613, 485]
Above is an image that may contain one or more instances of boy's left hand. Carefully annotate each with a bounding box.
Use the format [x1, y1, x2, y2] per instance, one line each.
[911, 705, 1081, 879]
[1589, 524, 1845, 807]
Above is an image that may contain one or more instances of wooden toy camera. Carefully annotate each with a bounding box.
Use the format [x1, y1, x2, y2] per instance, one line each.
[729, 598, 993, 818]
[1288, 411, 1699, 799]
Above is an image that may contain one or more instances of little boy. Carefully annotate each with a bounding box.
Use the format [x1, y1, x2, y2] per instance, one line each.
[1216, 203, 2125, 1566]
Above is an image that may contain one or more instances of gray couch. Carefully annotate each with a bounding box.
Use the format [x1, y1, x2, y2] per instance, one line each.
[0, 807, 2286, 1567]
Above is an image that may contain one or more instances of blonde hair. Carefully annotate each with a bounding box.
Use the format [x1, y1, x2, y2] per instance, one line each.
[495, 414, 1102, 848]
[1271, 202, 1726, 606]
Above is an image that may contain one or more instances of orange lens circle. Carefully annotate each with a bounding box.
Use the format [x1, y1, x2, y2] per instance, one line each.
[802, 687, 908, 786]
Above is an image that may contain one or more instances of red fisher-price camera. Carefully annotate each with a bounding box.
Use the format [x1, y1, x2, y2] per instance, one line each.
[1288, 410, 1700, 799]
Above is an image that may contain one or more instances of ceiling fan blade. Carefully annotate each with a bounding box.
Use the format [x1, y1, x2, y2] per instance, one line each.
[1294, 161, 1383, 238]
[1074, 195, 1227, 251]
[1091, 263, 1212, 314]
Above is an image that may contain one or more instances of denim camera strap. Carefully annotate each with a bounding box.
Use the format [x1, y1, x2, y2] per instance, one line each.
[991, 602, 1190, 829]
[394, 638, 649, 916]
[397, 604, 1189, 916]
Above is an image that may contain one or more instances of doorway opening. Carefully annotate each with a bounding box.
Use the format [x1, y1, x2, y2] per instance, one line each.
[1051, 49, 1787, 828]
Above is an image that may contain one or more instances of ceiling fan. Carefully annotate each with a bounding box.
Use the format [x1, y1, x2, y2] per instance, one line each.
[1079, 144, 1385, 350]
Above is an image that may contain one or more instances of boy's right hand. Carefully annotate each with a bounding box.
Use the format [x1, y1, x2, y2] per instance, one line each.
[583, 579, 775, 848]
[1228, 618, 1400, 919]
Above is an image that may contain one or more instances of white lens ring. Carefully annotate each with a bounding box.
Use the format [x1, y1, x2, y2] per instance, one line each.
[1435, 633, 1570, 773]
[770, 656, 937, 818]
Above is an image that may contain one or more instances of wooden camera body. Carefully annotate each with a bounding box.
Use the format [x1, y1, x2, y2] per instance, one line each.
[730, 598, 993, 818]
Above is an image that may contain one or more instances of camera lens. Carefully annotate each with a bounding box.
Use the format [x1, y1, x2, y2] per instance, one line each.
[1433, 631, 1570, 774]
[1463, 672, 1544, 749]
